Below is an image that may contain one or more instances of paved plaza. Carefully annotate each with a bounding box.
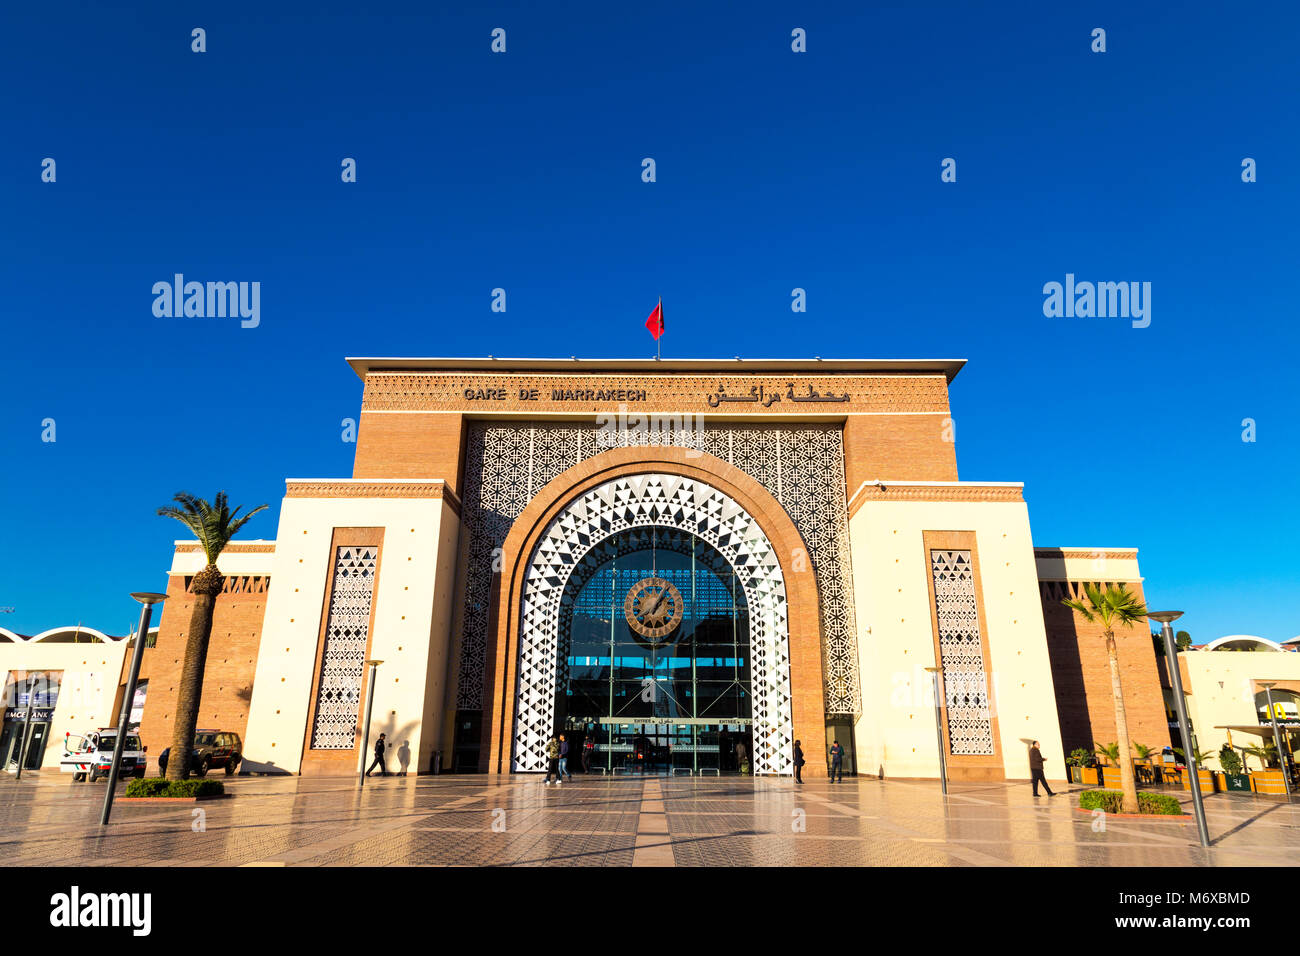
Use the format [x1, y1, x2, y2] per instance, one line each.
[1, 772, 1297, 867]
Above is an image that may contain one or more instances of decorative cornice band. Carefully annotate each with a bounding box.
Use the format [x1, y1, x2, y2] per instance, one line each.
[1034, 548, 1138, 561]
[284, 479, 462, 514]
[848, 483, 1023, 516]
[174, 542, 277, 554]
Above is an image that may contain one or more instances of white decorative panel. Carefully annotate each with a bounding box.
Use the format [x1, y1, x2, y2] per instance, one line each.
[309, 546, 378, 750]
[456, 422, 861, 717]
[929, 550, 995, 756]
[513, 474, 794, 775]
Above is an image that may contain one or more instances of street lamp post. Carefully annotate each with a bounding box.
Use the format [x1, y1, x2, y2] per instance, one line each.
[1150, 611, 1210, 848]
[1258, 682, 1292, 799]
[13, 674, 39, 781]
[358, 660, 383, 789]
[100, 592, 167, 826]
[924, 666, 948, 795]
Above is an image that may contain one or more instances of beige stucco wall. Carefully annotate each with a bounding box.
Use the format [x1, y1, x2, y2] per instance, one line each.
[241, 492, 460, 774]
[848, 494, 1066, 781]
[1, 641, 129, 768]
[1181, 649, 1300, 759]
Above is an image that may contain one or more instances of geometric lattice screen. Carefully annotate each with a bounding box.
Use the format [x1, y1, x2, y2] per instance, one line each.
[513, 473, 794, 775]
[929, 549, 995, 755]
[309, 545, 378, 750]
[456, 422, 861, 718]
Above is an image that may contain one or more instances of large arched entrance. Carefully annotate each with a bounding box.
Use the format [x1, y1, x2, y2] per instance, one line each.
[512, 473, 794, 774]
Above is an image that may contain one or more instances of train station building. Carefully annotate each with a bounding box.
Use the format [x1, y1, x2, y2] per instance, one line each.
[130, 356, 1175, 781]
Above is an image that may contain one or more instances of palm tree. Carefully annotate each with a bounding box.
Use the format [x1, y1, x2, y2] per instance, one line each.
[158, 492, 267, 780]
[1240, 741, 1278, 773]
[1064, 583, 1148, 813]
[1094, 741, 1121, 765]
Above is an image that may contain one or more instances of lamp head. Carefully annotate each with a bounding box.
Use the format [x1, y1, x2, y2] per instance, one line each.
[130, 592, 169, 606]
[1148, 610, 1183, 624]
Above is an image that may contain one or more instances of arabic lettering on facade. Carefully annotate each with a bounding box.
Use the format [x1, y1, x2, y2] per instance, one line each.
[706, 383, 851, 407]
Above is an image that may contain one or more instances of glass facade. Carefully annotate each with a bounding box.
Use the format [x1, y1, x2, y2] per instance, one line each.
[555, 527, 754, 774]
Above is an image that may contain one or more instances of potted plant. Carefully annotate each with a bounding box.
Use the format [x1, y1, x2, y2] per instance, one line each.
[1066, 748, 1095, 784]
[1095, 742, 1123, 789]
[1173, 746, 1219, 793]
[1217, 744, 1251, 792]
[1241, 741, 1286, 794]
[1132, 742, 1155, 785]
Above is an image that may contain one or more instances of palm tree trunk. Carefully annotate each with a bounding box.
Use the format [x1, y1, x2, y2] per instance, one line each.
[165, 567, 222, 781]
[1105, 631, 1139, 813]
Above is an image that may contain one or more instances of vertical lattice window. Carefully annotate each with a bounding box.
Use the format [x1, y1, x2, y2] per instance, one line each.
[310, 546, 378, 749]
[930, 549, 994, 755]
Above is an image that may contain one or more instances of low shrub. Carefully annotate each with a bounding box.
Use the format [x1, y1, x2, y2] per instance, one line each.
[125, 777, 224, 799]
[1077, 789, 1183, 815]
[125, 778, 170, 798]
[1137, 792, 1183, 815]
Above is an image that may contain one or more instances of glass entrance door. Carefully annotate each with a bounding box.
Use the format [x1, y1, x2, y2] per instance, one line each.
[556, 527, 755, 774]
[1, 720, 49, 770]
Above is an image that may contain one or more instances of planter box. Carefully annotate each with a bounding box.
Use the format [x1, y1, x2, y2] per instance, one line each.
[1069, 766, 1083, 784]
[1220, 773, 1252, 792]
[121, 793, 231, 803]
[1073, 807, 1193, 821]
[1101, 767, 1123, 789]
[1250, 770, 1288, 795]
[1182, 769, 1218, 793]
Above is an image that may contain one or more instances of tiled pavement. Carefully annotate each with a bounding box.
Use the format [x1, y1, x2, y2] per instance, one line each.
[1, 771, 1297, 866]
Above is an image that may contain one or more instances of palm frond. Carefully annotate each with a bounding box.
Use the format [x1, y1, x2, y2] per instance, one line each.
[157, 490, 268, 564]
[1062, 582, 1147, 631]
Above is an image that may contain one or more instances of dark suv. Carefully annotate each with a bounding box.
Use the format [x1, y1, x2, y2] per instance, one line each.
[158, 730, 243, 777]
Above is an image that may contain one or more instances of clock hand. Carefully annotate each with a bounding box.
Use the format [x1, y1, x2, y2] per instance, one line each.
[646, 589, 667, 617]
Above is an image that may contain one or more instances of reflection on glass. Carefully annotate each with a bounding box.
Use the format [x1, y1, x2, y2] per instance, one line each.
[556, 527, 754, 774]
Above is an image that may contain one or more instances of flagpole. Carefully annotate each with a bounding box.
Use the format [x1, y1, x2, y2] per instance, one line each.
[657, 296, 662, 360]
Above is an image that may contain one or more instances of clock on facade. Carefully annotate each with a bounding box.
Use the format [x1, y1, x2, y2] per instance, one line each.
[623, 577, 684, 640]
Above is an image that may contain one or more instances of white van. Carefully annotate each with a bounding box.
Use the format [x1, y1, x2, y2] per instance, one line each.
[60, 729, 147, 783]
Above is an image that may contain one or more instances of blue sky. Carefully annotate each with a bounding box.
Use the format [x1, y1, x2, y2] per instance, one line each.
[1, 2, 1297, 642]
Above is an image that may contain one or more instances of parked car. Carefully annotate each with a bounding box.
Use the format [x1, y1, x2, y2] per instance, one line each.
[158, 730, 243, 777]
[60, 729, 147, 782]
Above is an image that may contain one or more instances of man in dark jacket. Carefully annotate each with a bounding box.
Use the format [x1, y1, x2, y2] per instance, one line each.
[366, 733, 388, 777]
[558, 734, 572, 780]
[793, 740, 805, 784]
[828, 740, 844, 783]
[1029, 740, 1055, 796]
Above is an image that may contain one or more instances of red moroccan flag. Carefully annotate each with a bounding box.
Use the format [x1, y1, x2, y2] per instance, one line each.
[645, 298, 664, 340]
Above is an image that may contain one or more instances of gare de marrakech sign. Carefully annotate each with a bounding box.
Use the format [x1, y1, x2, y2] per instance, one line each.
[462, 382, 851, 406]
[360, 372, 952, 414]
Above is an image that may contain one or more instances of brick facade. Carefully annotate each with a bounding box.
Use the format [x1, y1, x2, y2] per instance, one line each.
[843, 413, 958, 488]
[136, 572, 270, 769]
[1039, 578, 1171, 766]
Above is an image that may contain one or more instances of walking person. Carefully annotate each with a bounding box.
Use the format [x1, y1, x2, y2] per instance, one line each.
[828, 739, 844, 783]
[735, 741, 748, 775]
[544, 736, 561, 785]
[1029, 740, 1056, 797]
[793, 739, 805, 784]
[365, 732, 389, 777]
[581, 735, 593, 773]
[558, 734, 572, 780]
